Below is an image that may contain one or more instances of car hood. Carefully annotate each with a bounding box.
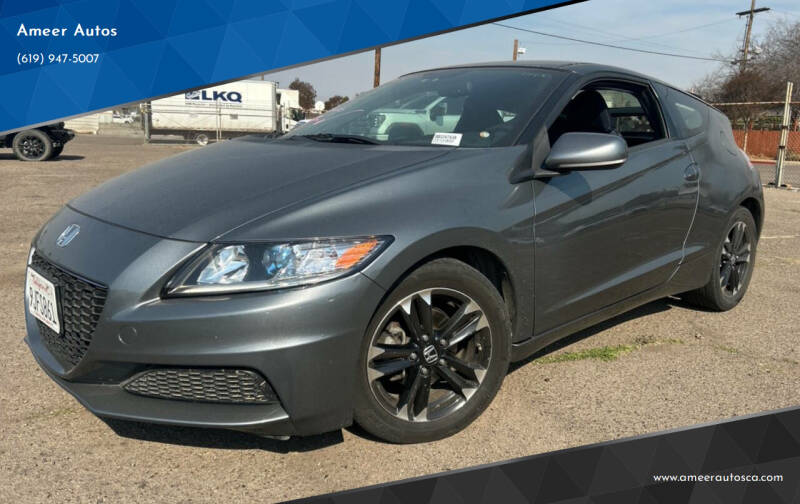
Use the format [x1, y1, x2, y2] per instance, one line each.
[69, 137, 451, 242]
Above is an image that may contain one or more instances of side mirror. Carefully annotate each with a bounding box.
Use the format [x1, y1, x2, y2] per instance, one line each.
[545, 132, 628, 171]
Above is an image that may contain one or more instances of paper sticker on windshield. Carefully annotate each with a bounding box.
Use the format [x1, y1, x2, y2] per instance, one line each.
[431, 132, 462, 146]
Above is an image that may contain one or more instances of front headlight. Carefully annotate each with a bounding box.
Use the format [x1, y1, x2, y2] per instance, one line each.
[165, 236, 391, 296]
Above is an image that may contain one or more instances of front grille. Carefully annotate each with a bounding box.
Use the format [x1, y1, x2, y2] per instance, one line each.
[123, 368, 277, 404]
[30, 253, 108, 369]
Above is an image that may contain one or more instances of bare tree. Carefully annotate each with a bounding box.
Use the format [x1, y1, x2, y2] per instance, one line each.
[755, 19, 800, 96]
[693, 18, 800, 147]
[692, 68, 727, 102]
[718, 70, 775, 150]
[694, 18, 799, 102]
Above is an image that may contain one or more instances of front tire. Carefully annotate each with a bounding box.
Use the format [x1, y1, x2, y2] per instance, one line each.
[12, 129, 53, 161]
[354, 258, 511, 443]
[684, 207, 757, 311]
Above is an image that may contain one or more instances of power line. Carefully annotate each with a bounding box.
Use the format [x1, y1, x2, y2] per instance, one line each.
[609, 18, 739, 44]
[538, 15, 736, 46]
[534, 16, 647, 42]
[768, 8, 800, 19]
[491, 22, 728, 62]
[491, 22, 732, 63]
[532, 16, 707, 54]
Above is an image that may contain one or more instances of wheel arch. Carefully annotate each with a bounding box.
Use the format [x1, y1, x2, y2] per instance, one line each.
[740, 197, 763, 238]
[369, 242, 522, 342]
[2, 132, 15, 147]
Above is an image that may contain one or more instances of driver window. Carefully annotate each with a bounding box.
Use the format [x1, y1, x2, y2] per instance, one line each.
[549, 83, 666, 148]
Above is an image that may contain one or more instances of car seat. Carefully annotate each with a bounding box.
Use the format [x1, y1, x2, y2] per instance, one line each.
[549, 90, 615, 144]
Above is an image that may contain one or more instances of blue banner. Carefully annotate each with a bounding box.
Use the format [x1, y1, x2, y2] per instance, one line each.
[0, 0, 574, 133]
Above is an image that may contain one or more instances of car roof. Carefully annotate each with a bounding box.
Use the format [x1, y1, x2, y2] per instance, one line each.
[400, 60, 716, 110]
[402, 60, 652, 78]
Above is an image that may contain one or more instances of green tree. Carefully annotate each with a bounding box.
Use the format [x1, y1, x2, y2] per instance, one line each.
[324, 95, 349, 111]
[289, 78, 317, 110]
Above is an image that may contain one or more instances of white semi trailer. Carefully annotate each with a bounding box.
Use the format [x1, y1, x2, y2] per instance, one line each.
[149, 80, 280, 145]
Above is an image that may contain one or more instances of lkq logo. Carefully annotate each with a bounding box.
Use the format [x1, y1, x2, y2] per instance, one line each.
[184, 90, 242, 103]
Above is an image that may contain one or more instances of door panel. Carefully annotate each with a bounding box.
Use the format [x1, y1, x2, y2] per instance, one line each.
[533, 139, 698, 334]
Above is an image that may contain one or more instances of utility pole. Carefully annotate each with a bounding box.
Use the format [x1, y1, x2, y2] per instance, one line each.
[142, 101, 151, 144]
[736, 0, 770, 71]
[511, 39, 526, 61]
[373, 47, 381, 88]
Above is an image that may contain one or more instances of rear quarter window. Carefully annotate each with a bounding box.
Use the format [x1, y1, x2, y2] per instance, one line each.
[660, 86, 709, 139]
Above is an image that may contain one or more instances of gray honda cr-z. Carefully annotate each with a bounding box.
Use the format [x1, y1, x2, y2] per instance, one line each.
[24, 61, 763, 443]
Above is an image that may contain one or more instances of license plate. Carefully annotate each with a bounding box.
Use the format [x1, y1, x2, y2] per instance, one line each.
[26, 267, 60, 334]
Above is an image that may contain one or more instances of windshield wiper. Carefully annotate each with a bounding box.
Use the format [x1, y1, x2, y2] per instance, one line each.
[297, 133, 379, 145]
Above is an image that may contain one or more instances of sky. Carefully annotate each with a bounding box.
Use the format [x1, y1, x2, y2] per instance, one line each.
[262, 0, 800, 101]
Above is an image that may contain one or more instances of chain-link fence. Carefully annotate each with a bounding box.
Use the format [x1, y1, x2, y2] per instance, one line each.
[784, 128, 800, 187]
[713, 82, 799, 188]
[775, 82, 799, 188]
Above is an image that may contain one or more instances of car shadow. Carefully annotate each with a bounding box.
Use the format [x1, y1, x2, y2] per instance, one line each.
[509, 297, 676, 373]
[102, 418, 344, 453]
[343, 423, 390, 443]
[666, 293, 721, 313]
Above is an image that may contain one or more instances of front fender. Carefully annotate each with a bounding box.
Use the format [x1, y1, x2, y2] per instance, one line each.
[361, 226, 534, 344]
[222, 146, 536, 343]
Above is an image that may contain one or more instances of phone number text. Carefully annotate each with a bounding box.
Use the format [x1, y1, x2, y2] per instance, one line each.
[17, 53, 100, 65]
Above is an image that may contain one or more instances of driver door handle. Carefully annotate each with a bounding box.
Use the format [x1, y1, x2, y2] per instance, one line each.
[684, 164, 699, 182]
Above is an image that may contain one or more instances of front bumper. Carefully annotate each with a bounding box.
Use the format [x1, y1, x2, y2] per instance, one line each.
[28, 347, 293, 434]
[25, 207, 386, 437]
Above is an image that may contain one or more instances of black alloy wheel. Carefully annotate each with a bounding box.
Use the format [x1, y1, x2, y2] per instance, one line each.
[20, 135, 45, 158]
[12, 129, 54, 161]
[354, 258, 511, 443]
[720, 221, 751, 297]
[367, 288, 491, 422]
[684, 207, 757, 311]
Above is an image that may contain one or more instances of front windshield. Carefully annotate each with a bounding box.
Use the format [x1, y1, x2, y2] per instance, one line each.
[281, 67, 560, 148]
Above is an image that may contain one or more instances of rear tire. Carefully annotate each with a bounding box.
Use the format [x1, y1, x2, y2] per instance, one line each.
[12, 129, 53, 161]
[683, 207, 757, 311]
[354, 258, 511, 443]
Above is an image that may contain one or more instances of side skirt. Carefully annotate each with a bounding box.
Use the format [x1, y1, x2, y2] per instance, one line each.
[510, 283, 675, 362]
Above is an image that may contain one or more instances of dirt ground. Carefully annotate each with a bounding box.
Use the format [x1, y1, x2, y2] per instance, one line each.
[1, 136, 799, 503]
